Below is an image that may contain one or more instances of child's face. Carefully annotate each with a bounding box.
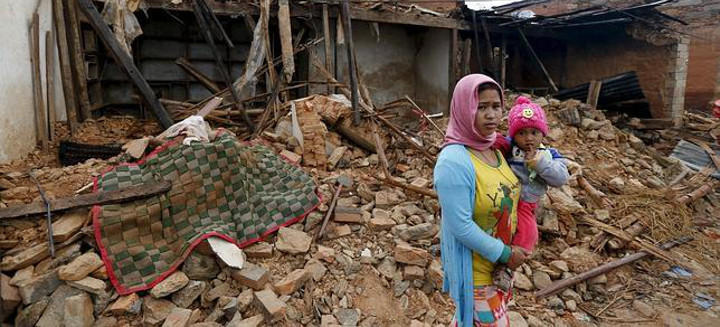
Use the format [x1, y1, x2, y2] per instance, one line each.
[514, 128, 543, 152]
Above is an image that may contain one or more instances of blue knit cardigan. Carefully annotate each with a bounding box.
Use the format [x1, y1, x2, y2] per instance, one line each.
[434, 144, 508, 327]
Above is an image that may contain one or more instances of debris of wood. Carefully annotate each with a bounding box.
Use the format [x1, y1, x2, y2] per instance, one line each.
[29, 12, 49, 151]
[535, 237, 691, 299]
[0, 181, 172, 219]
[175, 57, 221, 93]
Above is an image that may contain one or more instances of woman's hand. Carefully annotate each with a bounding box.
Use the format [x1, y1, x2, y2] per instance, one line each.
[507, 246, 530, 270]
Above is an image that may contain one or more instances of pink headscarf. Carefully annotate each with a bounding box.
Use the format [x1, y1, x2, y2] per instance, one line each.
[442, 74, 504, 151]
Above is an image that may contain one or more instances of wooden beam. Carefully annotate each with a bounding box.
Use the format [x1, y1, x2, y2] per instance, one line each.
[45, 30, 57, 141]
[0, 181, 172, 220]
[66, 0, 92, 120]
[322, 4, 333, 94]
[517, 28, 559, 93]
[535, 237, 691, 299]
[175, 57, 221, 93]
[340, 1, 361, 125]
[500, 35, 507, 89]
[30, 12, 49, 151]
[53, 0, 80, 132]
[77, 0, 174, 129]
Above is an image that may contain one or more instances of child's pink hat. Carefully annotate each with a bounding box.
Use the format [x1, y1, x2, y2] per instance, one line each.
[508, 96, 548, 138]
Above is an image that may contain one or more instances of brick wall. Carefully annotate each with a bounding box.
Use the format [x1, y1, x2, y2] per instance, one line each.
[522, 0, 720, 114]
[684, 26, 720, 111]
[562, 31, 677, 118]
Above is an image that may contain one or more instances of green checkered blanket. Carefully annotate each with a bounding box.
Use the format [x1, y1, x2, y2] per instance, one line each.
[92, 133, 319, 294]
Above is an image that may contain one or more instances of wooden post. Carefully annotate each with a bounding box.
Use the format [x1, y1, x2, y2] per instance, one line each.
[462, 38, 472, 76]
[449, 28, 459, 114]
[322, 4, 333, 94]
[587, 80, 602, 108]
[65, 0, 92, 120]
[517, 28, 559, 93]
[500, 35, 507, 89]
[471, 11, 483, 72]
[46, 30, 57, 141]
[480, 16, 494, 77]
[52, 0, 80, 132]
[340, 1, 361, 125]
[278, 0, 294, 83]
[30, 13, 49, 151]
[77, 0, 173, 128]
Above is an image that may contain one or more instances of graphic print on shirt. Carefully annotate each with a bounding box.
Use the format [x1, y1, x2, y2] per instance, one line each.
[488, 184, 515, 245]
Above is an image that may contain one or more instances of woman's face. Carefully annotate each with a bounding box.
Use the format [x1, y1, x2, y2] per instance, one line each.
[474, 88, 502, 137]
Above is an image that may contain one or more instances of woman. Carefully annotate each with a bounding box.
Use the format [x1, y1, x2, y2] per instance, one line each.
[435, 74, 529, 326]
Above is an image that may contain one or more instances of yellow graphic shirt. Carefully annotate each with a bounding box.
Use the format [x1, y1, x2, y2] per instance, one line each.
[467, 149, 520, 286]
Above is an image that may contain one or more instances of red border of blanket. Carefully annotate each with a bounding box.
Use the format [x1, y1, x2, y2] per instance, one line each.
[92, 132, 322, 295]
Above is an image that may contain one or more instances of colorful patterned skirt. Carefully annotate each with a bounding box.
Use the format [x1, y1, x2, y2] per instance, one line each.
[451, 286, 509, 327]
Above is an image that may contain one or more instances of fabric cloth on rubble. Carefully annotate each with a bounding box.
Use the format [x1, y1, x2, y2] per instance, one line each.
[92, 132, 320, 294]
[157, 115, 213, 145]
[442, 74, 505, 152]
[435, 74, 521, 327]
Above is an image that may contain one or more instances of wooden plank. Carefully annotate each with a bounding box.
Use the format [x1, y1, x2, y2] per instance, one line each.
[340, 1, 361, 125]
[174, 57, 221, 93]
[45, 30, 57, 141]
[517, 28, 559, 93]
[30, 12, 49, 151]
[103, 0, 470, 30]
[322, 4, 333, 94]
[0, 181, 172, 220]
[66, 0, 92, 121]
[52, 0, 80, 132]
[587, 80, 602, 108]
[278, 0, 294, 83]
[535, 237, 691, 299]
[77, 0, 174, 129]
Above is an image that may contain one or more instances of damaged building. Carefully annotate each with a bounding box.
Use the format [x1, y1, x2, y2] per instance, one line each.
[1, 1, 720, 326]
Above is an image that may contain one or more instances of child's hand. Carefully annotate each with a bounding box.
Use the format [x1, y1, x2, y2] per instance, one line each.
[526, 151, 542, 170]
[507, 246, 529, 270]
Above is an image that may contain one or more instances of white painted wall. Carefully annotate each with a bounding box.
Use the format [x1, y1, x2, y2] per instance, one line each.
[309, 20, 450, 113]
[415, 28, 450, 113]
[0, 0, 67, 163]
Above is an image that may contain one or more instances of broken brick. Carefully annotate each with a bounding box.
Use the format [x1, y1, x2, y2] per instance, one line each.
[232, 264, 270, 291]
[253, 289, 286, 323]
[273, 269, 311, 295]
[394, 243, 429, 267]
[333, 206, 364, 223]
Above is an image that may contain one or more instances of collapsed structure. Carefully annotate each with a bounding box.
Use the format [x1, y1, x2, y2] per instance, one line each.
[1, 0, 720, 326]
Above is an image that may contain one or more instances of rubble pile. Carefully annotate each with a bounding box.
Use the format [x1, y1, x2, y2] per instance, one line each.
[1, 93, 720, 327]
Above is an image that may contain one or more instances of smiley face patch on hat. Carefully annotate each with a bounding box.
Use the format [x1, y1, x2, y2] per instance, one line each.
[522, 107, 534, 119]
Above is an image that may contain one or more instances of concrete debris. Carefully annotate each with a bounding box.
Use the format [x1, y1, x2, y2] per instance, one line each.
[57, 252, 104, 281]
[151, 271, 190, 298]
[275, 227, 312, 254]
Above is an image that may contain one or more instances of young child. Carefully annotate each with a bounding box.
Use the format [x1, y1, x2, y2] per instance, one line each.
[493, 96, 569, 291]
